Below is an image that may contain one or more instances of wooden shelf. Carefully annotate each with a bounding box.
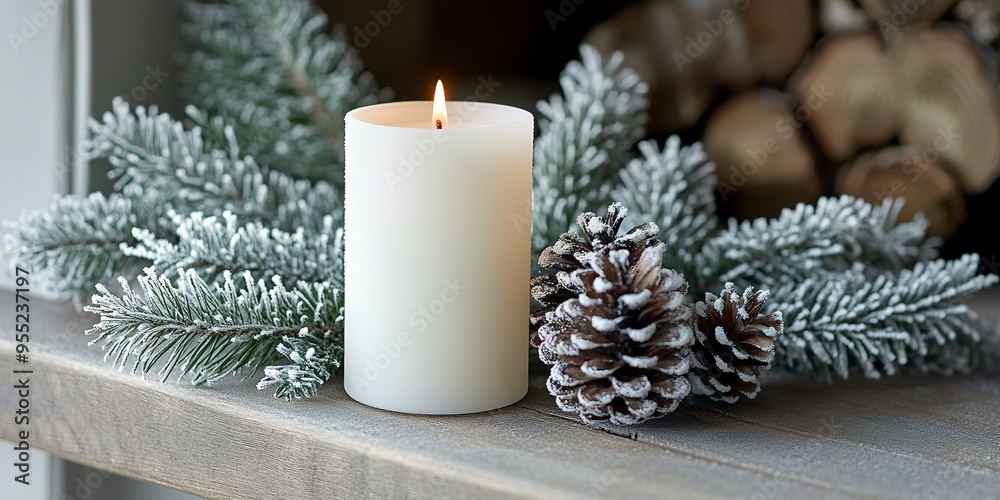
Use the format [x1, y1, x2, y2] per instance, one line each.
[2, 290, 999, 499]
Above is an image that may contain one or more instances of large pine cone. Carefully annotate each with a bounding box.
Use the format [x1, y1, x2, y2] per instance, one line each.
[533, 243, 693, 425]
[530, 202, 659, 328]
[688, 283, 783, 404]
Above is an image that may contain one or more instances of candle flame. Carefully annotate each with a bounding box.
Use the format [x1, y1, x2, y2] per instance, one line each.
[433, 80, 448, 129]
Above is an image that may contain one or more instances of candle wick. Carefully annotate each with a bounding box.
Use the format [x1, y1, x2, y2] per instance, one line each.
[436, 119, 443, 130]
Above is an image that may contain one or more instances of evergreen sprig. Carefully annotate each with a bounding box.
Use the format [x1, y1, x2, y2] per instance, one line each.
[5, 0, 366, 400]
[87, 99, 342, 233]
[3, 189, 167, 302]
[612, 137, 717, 278]
[770, 255, 998, 379]
[258, 329, 344, 399]
[692, 195, 938, 293]
[126, 211, 343, 288]
[531, 45, 648, 270]
[85, 267, 343, 396]
[183, 0, 388, 183]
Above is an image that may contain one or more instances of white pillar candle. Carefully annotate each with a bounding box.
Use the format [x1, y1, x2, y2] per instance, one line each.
[344, 90, 533, 414]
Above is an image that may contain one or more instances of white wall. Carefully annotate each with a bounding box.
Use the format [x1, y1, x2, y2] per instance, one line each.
[0, 0, 74, 289]
[1, 0, 71, 494]
[2, 1, 198, 498]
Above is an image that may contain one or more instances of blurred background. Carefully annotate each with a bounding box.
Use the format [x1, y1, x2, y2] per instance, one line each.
[323, 0, 1000, 262]
[7, 0, 999, 263]
[2, 0, 999, 498]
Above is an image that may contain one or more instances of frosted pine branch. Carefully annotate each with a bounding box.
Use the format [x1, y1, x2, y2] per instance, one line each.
[4, 0, 372, 400]
[612, 137, 717, 278]
[532, 45, 648, 270]
[3, 190, 166, 302]
[770, 255, 998, 380]
[258, 329, 344, 400]
[692, 196, 937, 293]
[87, 98, 342, 233]
[85, 268, 343, 390]
[183, 0, 388, 184]
[126, 211, 343, 287]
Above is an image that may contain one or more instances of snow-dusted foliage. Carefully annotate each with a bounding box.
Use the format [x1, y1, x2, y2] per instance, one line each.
[769, 255, 997, 380]
[3, 188, 167, 303]
[126, 211, 344, 288]
[612, 137, 717, 278]
[86, 268, 343, 398]
[533, 57, 997, 385]
[2, 0, 375, 400]
[258, 328, 344, 400]
[677, 194, 994, 379]
[531, 46, 648, 272]
[183, 0, 389, 184]
[6, 0, 999, 408]
[691, 195, 938, 293]
[88, 99, 343, 233]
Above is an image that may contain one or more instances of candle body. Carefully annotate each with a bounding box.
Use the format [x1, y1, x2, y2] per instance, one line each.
[344, 101, 532, 414]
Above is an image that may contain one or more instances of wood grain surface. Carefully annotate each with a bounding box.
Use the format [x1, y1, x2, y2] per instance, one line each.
[2, 291, 999, 499]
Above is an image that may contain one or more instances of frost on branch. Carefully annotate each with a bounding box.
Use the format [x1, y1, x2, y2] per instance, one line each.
[258, 327, 344, 400]
[612, 136, 717, 278]
[2, 189, 167, 302]
[692, 195, 938, 293]
[85, 267, 343, 398]
[2, 0, 384, 400]
[183, 0, 388, 184]
[532, 45, 649, 272]
[126, 211, 344, 288]
[770, 255, 998, 380]
[87, 98, 343, 233]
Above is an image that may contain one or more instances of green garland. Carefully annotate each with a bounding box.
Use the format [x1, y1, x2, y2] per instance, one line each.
[3, 0, 997, 415]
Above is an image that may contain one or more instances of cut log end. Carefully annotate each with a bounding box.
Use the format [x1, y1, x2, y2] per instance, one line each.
[583, 0, 814, 132]
[704, 91, 823, 220]
[836, 146, 967, 237]
[889, 26, 1000, 194]
[794, 32, 900, 162]
[859, 0, 957, 24]
[742, 0, 816, 82]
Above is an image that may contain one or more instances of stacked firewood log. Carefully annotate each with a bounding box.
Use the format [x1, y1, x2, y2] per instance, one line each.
[586, 0, 1000, 236]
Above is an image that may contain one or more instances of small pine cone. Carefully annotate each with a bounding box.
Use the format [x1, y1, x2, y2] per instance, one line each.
[533, 244, 693, 425]
[530, 202, 659, 328]
[688, 283, 783, 404]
